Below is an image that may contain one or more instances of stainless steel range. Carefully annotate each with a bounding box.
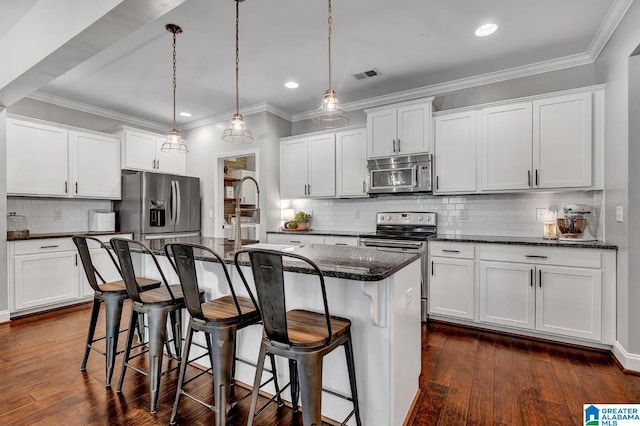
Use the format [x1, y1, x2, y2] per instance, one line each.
[359, 211, 437, 322]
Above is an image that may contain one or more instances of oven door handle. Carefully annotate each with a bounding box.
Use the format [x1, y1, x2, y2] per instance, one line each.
[412, 165, 418, 187]
[360, 240, 424, 250]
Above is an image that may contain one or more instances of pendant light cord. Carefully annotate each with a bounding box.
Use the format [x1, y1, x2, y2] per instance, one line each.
[328, 0, 333, 91]
[172, 30, 178, 129]
[235, 0, 240, 114]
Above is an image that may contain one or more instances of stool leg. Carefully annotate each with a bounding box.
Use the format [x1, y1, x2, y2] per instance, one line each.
[344, 334, 362, 426]
[269, 353, 284, 407]
[212, 327, 235, 426]
[147, 308, 169, 414]
[247, 343, 267, 426]
[117, 310, 138, 393]
[136, 312, 146, 343]
[298, 353, 323, 426]
[170, 323, 194, 425]
[81, 297, 102, 371]
[169, 308, 183, 360]
[103, 294, 126, 388]
[289, 359, 299, 412]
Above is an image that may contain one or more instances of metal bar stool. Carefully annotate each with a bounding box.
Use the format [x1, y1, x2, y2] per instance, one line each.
[73, 235, 160, 388]
[110, 237, 196, 414]
[166, 242, 282, 425]
[235, 248, 362, 426]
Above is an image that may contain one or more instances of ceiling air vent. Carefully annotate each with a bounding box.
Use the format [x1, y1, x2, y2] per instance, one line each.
[353, 68, 381, 80]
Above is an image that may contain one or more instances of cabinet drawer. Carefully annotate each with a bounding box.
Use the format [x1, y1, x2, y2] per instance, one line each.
[429, 242, 475, 259]
[13, 238, 76, 255]
[267, 233, 325, 246]
[324, 236, 359, 246]
[479, 244, 601, 269]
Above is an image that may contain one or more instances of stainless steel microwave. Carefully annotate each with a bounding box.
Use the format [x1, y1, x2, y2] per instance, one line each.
[367, 153, 432, 195]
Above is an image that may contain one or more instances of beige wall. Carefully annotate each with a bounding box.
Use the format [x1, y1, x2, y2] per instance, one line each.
[595, 0, 640, 354]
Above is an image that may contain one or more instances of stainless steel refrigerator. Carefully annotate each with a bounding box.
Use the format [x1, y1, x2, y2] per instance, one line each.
[115, 170, 200, 240]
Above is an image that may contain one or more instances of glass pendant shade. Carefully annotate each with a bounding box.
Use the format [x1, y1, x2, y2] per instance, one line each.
[161, 128, 188, 153]
[221, 113, 254, 144]
[311, 89, 349, 128]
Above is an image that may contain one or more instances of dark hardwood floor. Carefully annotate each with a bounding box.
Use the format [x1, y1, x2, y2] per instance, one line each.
[2, 302, 640, 425]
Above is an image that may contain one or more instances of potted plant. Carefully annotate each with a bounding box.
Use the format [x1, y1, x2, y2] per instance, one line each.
[294, 211, 311, 230]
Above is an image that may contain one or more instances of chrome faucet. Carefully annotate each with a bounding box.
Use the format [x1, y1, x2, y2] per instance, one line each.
[233, 176, 260, 250]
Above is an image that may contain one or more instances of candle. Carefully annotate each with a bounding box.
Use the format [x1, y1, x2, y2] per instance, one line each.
[543, 222, 557, 239]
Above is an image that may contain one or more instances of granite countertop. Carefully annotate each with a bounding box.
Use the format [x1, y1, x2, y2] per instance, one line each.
[267, 229, 363, 238]
[144, 236, 420, 281]
[7, 230, 132, 241]
[430, 234, 618, 250]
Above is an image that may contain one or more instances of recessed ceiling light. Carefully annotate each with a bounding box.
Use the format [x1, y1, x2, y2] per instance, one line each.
[475, 23, 498, 37]
[179, 112, 192, 117]
[285, 81, 299, 89]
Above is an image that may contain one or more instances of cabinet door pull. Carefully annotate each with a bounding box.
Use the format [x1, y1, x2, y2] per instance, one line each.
[539, 269, 542, 287]
[436, 176, 439, 191]
[362, 180, 366, 193]
[64, 181, 68, 194]
[525, 255, 548, 259]
[290, 240, 301, 244]
[335, 243, 348, 246]
[528, 170, 531, 187]
[442, 249, 460, 253]
[307, 184, 311, 195]
[535, 169, 539, 186]
[75, 182, 78, 194]
[397, 139, 401, 152]
[392, 139, 396, 153]
[530, 268, 533, 287]
[431, 261, 434, 276]
[40, 245, 59, 249]
[75, 254, 78, 266]
[156, 159, 160, 169]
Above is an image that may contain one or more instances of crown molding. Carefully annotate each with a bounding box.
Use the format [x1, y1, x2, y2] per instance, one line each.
[587, 0, 634, 60]
[180, 102, 293, 131]
[27, 91, 167, 131]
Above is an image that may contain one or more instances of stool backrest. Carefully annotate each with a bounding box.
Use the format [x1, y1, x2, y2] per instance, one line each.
[165, 242, 254, 320]
[110, 238, 175, 303]
[235, 249, 332, 346]
[73, 235, 122, 293]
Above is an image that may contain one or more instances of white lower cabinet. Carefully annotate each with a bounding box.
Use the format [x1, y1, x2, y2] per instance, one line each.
[9, 234, 131, 314]
[428, 242, 475, 320]
[429, 241, 614, 346]
[267, 233, 325, 246]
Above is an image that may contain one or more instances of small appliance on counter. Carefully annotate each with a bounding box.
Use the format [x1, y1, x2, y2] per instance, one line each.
[89, 210, 115, 232]
[557, 204, 596, 242]
[7, 212, 29, 240]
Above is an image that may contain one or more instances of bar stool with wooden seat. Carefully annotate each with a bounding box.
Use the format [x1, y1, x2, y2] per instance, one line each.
[235, 248, 362, 426]
[166, 242, 282, 426]
[110, 237, 195, 414]
[72, 235, 160, 388]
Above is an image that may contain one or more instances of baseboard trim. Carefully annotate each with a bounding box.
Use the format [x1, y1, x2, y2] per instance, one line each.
[613, 341, 640, 373]
[0, 310, 10, 324]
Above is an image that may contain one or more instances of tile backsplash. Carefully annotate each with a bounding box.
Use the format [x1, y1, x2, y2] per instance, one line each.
[7, 197, 112, 234]
[283, 191, 604, 240]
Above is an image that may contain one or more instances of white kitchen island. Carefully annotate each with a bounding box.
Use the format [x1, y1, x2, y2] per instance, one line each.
[144, 238, 422, 425]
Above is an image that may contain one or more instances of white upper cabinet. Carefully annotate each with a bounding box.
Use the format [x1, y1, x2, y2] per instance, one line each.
[280, 134, 336, 199]
[480, 92, 593, 192]
[7, 118, 69, 197]
[533, 92, 592, 189]
[434, 111, 477, 194]
[7, 117, 121, 199]
[119, 127, 186, 175]
[481, 102, 533, 191]
[69, 131, 121, 199]
[366, 98, 433, 159]
[336, 127, 368, 198]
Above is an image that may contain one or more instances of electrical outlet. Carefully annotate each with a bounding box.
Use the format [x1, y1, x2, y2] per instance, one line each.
[406, 288, 413, 305]
[459, 209, 468, 220]
[354, 209, 360, 219]
[616, 205, 624, 222]
[54, 210, 62, 220]
[208, 209, 213, 218]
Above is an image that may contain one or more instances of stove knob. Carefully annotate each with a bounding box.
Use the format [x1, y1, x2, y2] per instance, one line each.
[386, 216, 391, 220]
[425, 216, 432, 222]
[418, 216, 423, 221]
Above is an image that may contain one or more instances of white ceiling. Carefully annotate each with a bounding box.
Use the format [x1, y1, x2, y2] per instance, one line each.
[17, 0, 628, 128]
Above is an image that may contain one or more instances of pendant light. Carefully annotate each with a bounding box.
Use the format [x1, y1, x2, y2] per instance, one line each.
[311, 0, 349, 128]
[222, 0, 254, 144]
[161, 24, 188, 153]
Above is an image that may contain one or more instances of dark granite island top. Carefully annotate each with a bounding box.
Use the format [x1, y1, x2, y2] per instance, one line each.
[143, 236, 420, 281]
[430, 234, 618, 250]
